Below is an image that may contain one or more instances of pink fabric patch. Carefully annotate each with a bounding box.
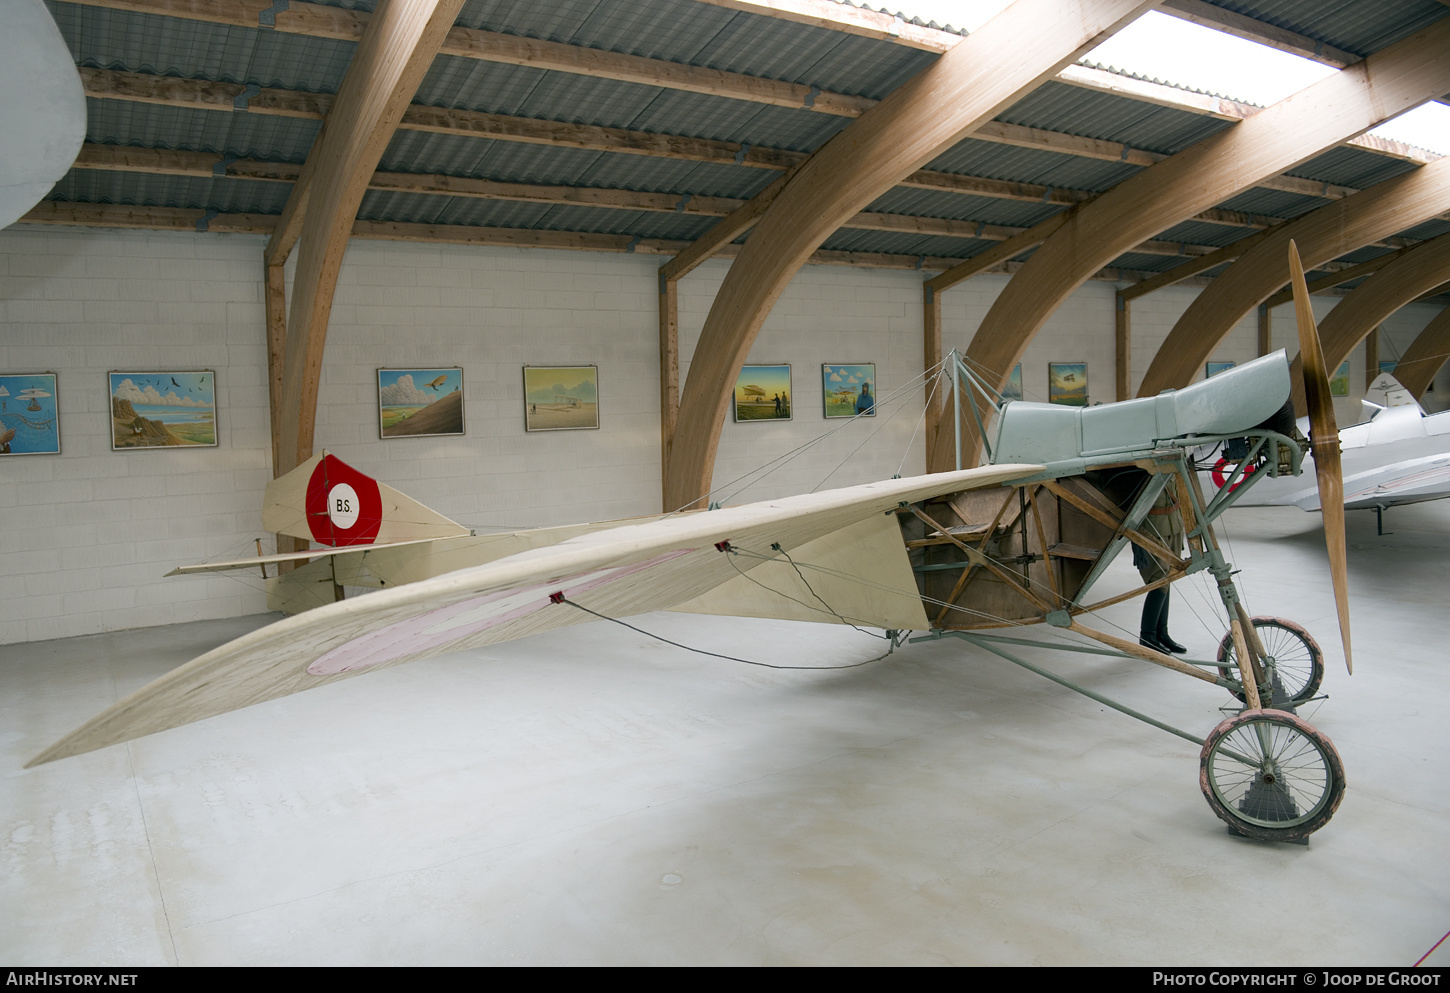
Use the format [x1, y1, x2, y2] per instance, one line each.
[308, 547, 696, 675]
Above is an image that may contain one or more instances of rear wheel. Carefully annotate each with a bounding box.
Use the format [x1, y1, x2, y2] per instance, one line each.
[1217, 616, 1324, 706]
[1199, 709, 1345, 842]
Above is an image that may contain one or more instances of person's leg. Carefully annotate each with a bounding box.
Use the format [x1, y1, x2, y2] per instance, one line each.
[1139, 588, 1168, 652]
[1155, 588, 1186, 653]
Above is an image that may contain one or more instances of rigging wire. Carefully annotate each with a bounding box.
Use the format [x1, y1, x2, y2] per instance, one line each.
[671, 354, 954, 516]
[554, 597, 899, 670]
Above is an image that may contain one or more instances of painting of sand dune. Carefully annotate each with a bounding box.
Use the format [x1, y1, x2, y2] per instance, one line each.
[378, 368, 465, 438]
[110, 370, 216, 449]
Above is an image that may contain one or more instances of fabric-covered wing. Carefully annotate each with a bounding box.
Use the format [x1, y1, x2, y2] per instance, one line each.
[1338, 454, 1450, 510]
[31, 466, 1037, 765]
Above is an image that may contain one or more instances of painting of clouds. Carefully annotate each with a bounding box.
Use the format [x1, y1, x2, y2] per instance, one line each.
[378, 368, 465, 438]
[110, 371, 216, 449]
[523, 366, 599, 431]
[822, 363, 876, 418]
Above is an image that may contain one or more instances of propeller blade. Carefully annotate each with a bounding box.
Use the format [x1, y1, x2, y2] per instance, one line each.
[1288, 240, 1353, 674]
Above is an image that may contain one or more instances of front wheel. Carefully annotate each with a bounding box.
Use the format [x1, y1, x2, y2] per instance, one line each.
[1200, 709, 1345, 842]
[1217, 616, 1325, 706]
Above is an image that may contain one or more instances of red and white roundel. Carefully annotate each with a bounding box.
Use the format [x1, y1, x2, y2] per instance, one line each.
[304, 454, 382, 546]
[1211, 457, 1257, 493]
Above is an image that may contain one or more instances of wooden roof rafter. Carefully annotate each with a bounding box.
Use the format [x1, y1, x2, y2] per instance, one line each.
[954, 16, 1450, 464]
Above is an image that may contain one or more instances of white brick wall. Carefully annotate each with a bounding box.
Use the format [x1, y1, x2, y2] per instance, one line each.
[3, 224, 1446, 644]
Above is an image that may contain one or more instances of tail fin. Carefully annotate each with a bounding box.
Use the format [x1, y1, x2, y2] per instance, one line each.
[263, 451, 469, 547]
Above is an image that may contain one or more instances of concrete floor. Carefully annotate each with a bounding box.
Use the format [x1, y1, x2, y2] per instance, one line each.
[3, 502, 1448, 966]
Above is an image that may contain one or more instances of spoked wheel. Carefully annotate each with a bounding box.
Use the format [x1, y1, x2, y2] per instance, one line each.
[1217, 616, 1325, 706]
[1200, 709, 1345, 842]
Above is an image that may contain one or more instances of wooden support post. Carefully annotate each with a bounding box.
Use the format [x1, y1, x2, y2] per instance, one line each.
[264, 260, 306, 565]
[264, 261, 287, 474]
[1257, 302, 1271, 357]
[1115, 291, 1131, 401]
[1365, 325, 1380, 385]
[924, 283, 949, 474]
[659, 271, 679, 510]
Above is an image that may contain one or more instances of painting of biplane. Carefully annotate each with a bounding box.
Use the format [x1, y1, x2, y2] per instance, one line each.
[734, 364, 791, 421]
[110, 371, 215, 450]
[378, 368, 465, 438]
[523, 365, 598, 431]
[822, 363, 876, 418]
[0, 372, 60, 456]
[1048, 362, 1088, 406]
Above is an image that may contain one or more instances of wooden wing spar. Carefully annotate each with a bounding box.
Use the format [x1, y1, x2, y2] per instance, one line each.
[29, 463, 1038, 766]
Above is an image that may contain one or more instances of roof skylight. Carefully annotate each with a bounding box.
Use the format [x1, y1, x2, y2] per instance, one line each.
[892, 3, 1447, 154]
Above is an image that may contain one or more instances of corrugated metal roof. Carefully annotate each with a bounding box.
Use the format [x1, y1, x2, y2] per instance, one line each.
[48, 3, 357, 92]
[1208, 0, 1449, 57]
[85, 100, 320, 162]
[1286, 146, 1423, 190]
[50, 171, 292, 215]
[998, 79, 1235, 156]
[34, 0, 1448, 290]
[863, 188, 1064, 228]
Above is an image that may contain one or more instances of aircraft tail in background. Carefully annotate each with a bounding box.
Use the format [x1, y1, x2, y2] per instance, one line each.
[263, 452, 471, 547]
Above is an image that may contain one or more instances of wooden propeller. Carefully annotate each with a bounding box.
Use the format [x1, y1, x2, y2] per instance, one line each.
[1288, 240, 1353, 674]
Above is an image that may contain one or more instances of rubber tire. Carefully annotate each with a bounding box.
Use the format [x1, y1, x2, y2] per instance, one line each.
[1216, 616, 1325, 706]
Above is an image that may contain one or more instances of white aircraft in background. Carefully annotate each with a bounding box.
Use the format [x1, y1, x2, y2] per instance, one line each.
[1208, 373, 1450, 530]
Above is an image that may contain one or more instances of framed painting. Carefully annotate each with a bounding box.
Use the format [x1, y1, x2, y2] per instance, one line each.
[822, 363, 876, 418]
[523, 365, 599, 431]
[0, 372, 60, 456]
[1206, 361, 1235, 379]
[734, 364, 792, 421]
[110, 371, 216, 450]
[1002, 363, 1023, 402]
[1379, 361, 1398, 375]
[1330, 361, 1351, 397]
[378, 368, 465, 438]
[1048, 362, 1088, 407]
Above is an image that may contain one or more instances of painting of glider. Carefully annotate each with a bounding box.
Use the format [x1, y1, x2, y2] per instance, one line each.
[378, 368, 465, 438]
[523, 366, 598, 431]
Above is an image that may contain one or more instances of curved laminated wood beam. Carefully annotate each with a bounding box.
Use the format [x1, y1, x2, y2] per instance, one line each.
[661, 0, 1160, 511]
[1289, 231, 1450, 414]
[957, 17, 1450, 461]
[274, 0, 467, 475]
[1138, 154, 1450, 396]
[1393, 305, 1450, 398]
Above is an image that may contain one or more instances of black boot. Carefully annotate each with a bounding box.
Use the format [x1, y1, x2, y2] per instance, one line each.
[1139, 588, 1169, 652]
[1156, 589, 1187, 653]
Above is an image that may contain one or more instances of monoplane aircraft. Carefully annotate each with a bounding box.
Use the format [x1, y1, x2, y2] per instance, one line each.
[30, 245, 1356, 845]
[1207, 372, 1450, 532]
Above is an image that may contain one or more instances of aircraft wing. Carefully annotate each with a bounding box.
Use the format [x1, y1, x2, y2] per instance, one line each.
[1335, 453, 1450, 511]
[31, 464, 1038, 766]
